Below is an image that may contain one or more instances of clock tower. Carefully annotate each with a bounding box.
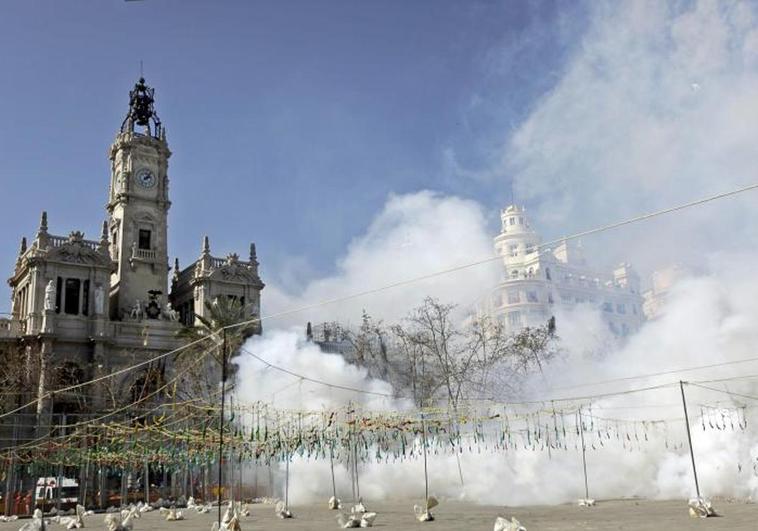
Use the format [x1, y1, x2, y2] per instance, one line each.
[107, 78, 172, 319]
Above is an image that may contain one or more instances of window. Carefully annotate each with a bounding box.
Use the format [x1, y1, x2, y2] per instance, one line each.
[547, 293, 554, 304]
[509, 217, 515, 226]
[602, 302, 613, 313]
[561, 294, 572, 304]
[55, 277, 62, 314]
[527, 290, 538, 303]
[64, 278, 80, 315]
[82, 279, 90, 316]
[616, 303, 626, 314]
[509, 245, 518, 257]
[507, 290, 520, 304]
[545, 267, 551, 281]
[138, 229, 151, 250]
[507, 311, 521, 327]
[510, 270, 519, 279]
[632, 305, 638, 315]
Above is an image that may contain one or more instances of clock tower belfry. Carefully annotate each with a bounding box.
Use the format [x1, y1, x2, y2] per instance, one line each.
[107, 78, 172, 319]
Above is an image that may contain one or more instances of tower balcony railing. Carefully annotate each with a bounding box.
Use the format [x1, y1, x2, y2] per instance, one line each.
[131, 248, 157, 261]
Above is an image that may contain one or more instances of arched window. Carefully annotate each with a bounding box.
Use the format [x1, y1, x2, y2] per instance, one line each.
[510, 270, 519, 279]
[545, 267, 552, 280]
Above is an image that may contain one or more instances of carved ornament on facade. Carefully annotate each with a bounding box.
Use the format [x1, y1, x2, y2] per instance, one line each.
[48, 232, 112, 267]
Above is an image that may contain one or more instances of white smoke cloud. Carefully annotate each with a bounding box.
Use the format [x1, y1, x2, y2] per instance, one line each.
[263, 190, 500, 328]
[234, 258, 758, 507]
[231, 0, 758, 508]
[232, 328, 403, 412]
[502, 0, 758, 273]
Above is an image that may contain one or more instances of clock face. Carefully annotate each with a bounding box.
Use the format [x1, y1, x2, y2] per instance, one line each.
[135, 168, 156, 189]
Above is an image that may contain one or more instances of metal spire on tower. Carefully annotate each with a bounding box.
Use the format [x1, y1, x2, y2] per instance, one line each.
[120, 77, 163, 138]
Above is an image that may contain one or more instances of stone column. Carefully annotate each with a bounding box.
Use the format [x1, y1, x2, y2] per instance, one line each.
[26, 268, 43, 335]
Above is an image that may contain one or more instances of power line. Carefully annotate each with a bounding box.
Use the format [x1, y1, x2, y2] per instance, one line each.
[239, 346, 395, 398]
[537, 181, 758, 250]
[226, 181, 758, 331]
[3, 182, 757, 418]
[0, 333, 217, 420]
[687, 382, 758, 402]
[239, 340, 758, 408]
[547, 355, 758, 393]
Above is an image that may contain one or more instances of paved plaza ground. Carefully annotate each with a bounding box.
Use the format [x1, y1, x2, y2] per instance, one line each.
[3, 498, 757, 530]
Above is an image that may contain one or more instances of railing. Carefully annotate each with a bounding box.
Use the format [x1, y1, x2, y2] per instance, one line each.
[209, 255, 254, 269]
[132, 248, 156, 261]
[48, 234, 99, 251]
[210, 257, 227, 268]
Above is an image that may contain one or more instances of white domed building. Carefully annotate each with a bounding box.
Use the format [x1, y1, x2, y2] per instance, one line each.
[488, 205, 644, 336]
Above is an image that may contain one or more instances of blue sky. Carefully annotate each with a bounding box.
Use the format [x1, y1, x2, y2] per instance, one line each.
[5, 1, 758, 321]
[0, 0, 583, 312]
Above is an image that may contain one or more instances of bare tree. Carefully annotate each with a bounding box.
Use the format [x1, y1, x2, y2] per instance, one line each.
[399, 298, 482, 408]
[316, 299, 562, 408]
[341, 311, 390, 379]
[508, 324, 560, 375]
[388, 324, 433, 406]
[464, 314, 517, 397]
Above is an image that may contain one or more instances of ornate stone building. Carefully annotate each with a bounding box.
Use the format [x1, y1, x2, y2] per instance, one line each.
[488, 205, 644, 336]
[0, 78, 264, 416]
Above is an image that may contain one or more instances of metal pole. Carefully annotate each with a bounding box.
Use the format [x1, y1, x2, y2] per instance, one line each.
[217, 329, 227, 526]
[353, 434, 360, 500]
[5, 420, 17, 516]
[578, 408, 589, 501]
[237, 452, 242, 502]
[347, 404, 355, 501]
[144, 456, 149, 504]
[679, 381, 701, 498]
[81, 452, 90, 509]
[421, 412, 429, 502]
[284, 455, 289, 509]
[57, 413, 66, 511]
[329, 448, 337, 501]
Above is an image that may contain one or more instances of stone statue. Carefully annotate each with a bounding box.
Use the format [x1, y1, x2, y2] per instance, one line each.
[164, 302, 179, 322]
[94, 284, 105, 315]
[44, 280, 56, 311]
[130, 299, 144, 320]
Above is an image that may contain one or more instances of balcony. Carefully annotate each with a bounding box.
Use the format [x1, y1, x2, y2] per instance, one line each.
[131, 247, 157, 261]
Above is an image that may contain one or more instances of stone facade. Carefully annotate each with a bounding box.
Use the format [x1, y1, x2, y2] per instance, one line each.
[642, 265, 685, 320]
[487, 205, 645, 336]
[0, 78, 264, 417]
[170, 237, 263, 331]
